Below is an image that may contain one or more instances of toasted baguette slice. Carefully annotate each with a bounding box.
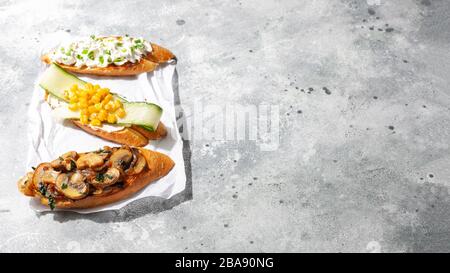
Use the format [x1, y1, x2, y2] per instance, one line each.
[41, 43, 175, 76]
[37, 147, 175, 209]
[72, 121, 167, 146]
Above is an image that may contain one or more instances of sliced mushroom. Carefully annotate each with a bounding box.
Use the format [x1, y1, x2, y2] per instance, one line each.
[42, 169, 60, 184]
[95, 146, 113, 160]
[88, 167, 121, 188]
[76, 153, 104, 169]
[50, 151, 78, 170]
[129, 149, 139, 169]
[55, 172, 89, 200]
[32, 163, 59, 188]
[62, 158, 77, 171]
[127, 152, 147, 175]
[80, 168, 97, 181]
[109, 148, 133, 170]
[17, 172, 34, 196]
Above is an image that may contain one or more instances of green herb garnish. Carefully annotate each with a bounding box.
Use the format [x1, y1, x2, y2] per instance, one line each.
[48, 196, 55, 210]
[88, 51, 95, 60]
[114, 57, 124, 63]
[37, 183, 55, 210]
[37, 183, 47, 196]
[70, 160, 77, 171]
[104, 174, 114, 180]
[82, 49, 88, 54]
[61, 183, 68, 189]
[95, 173, 104, 182]
[99, 56, 104, 64]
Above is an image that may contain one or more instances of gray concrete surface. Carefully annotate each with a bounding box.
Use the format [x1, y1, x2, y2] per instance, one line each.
[1, 0, 449, 252]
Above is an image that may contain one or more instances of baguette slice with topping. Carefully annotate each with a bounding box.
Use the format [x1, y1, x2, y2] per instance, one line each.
[41, 36, 175, 76]
[19, 146, 175, 209]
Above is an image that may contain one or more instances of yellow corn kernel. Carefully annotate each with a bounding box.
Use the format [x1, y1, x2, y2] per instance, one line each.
[109, 102, 118, 111]
[93, 96, 102, 104]
[103, 94, 113, 103]
[94, 103, 102, 111]
[98, 109, 107, 120]
[78, 101, 88, 109]
[94, 84, 100, 90]
[63, 90, 70, 99]
[85, 83, 93, 89]
[80, 115, 89, 125]
[80, 109, 89, 116]
[104, 102, 113, 111]
[116, 108, 126, 118]
[107, 114, 117, 124]
[90, 118, 102, 127]
[70, 84, 78, 92]
[74, 89, 82, 97]
[88, 105, 98, 114]
[68, 103, 79, 111]
[114, 100, 122, 109]
[69, 97, 79, 104]
[96, 90, 105, 99]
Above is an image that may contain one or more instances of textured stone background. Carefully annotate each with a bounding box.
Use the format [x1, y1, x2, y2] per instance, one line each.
[1, 0, 449, 252]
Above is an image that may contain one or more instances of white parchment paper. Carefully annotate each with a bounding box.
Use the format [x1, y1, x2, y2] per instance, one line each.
[25, 33, 186, 213]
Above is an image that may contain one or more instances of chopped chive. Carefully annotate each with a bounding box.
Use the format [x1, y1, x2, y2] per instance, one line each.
[88, 51, 95, 60]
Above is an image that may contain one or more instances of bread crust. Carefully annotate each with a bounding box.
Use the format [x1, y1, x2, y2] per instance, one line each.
[39, 148, 175, 209]
[131, 123, 167, 140]
[72, 120, 149, 146]
[72, 121, 167, 146]
[41, 42, 175, 76]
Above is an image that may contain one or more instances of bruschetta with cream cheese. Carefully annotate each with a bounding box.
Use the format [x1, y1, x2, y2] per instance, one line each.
[41, 35, 175, 76]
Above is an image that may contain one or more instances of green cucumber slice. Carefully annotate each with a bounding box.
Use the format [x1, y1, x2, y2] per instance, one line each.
[41, 63, 162, 130]
[118, 102, 162, 130]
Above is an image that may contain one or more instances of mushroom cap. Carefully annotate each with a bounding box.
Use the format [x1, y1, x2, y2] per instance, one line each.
[55, 172, 89, 200]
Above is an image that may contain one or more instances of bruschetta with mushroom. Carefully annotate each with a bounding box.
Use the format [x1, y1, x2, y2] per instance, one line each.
[18, 146, 175, 209]
[41, 35, 175, 76]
